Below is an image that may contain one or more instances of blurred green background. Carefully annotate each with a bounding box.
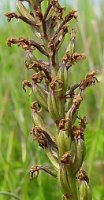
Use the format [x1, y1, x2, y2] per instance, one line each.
[0, 0, 104, 199]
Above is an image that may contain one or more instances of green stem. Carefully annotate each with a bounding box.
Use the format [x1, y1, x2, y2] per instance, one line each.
[0, 192, 21, 200]
[67, 170, 78, 200]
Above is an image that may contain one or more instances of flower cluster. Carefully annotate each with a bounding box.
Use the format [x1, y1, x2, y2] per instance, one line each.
[6, 1, 98, 199]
